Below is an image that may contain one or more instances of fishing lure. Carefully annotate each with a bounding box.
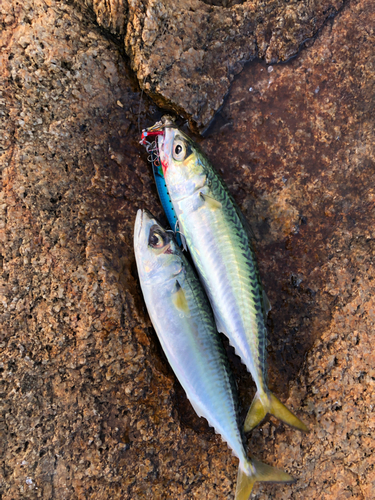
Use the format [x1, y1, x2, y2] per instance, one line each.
[141, 128, 182, 247]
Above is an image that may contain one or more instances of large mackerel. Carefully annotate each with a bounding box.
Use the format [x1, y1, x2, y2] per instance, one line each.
[134, 209, 292, 499]
[142, 118, 308, 434]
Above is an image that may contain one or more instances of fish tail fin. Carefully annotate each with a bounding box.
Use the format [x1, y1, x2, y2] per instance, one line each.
[244, 391, 309, 433]
[235, 458, 294, 500]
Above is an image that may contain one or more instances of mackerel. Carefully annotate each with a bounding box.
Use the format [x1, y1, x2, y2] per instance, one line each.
[134, 209, 293, 499]
[142, 118, 308, 434]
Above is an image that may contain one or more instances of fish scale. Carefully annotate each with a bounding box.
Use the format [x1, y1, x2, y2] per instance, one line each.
[216, 206, 266, 381]
[181, 189, 266, 390]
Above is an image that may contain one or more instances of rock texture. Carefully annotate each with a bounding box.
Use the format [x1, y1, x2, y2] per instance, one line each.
[1, 0, 374, 499]
[203, 0, 375, 496]
[81, 0, 345, 128]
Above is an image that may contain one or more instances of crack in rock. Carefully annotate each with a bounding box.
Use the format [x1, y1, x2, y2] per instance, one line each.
[81, 0, 345, 128]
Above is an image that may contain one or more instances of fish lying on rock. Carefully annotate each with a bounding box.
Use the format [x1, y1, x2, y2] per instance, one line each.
[134, 209, 293, 499]
[141, 117, 308, 435]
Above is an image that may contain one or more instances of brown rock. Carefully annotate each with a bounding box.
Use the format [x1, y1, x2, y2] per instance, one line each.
[202, 0, 375, 496]
[0, 0, 374, 498]
[80, 0, 345, 128]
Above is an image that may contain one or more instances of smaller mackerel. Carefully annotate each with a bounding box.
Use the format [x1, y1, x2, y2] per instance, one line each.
[134, 209, 293, 499]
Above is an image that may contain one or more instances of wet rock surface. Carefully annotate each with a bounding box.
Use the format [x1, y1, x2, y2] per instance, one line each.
[0, 0, 374, 499]
[81, 0, 345, 128]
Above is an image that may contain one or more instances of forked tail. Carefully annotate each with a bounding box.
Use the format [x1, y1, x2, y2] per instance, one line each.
[235, 458, 294, 500]
[244, 391, 309, 433]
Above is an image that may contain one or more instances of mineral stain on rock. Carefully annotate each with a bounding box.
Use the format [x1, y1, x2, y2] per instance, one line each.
[1, 0, 375, 498]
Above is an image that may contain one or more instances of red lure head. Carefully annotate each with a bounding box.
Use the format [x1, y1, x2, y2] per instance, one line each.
[140, 129, 163, 146]
[140, 129, 168, 175]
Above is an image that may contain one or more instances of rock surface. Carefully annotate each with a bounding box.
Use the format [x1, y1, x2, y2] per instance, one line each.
[203, 0, 375, 497]
[81, 0, 345, 128]
[0, 0, 374, 499]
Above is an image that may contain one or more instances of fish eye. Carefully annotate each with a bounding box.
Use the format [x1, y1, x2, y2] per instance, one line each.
[172, 139, 186, 161]
[148, 226, 169, 249]
[148, 231, 164, 248]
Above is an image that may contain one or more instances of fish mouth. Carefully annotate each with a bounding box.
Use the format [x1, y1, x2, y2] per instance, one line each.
[137, 208, 154, 231]
[134, 209, 144, 250]
[134, 209, 159, 252]
[141, 117, 179, 177]
[140, 116, 173, 145]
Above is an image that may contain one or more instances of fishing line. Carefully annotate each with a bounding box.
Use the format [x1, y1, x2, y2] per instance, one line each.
[137, 76, 146, 135]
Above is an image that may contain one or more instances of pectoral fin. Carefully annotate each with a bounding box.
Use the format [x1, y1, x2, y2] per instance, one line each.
[199, 192, 222, 210]
[172, 280, 190, 314]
